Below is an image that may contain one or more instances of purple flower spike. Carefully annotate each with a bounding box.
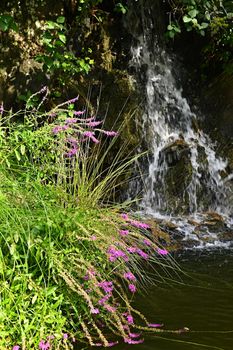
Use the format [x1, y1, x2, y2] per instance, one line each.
[0, 104, 4, 114]
[127, 247, 137, 253]
[67, 96, 79, 104]
[74, 110, 85, 116]
[107, 341, 119, 347]
[129, 332, 141, 338]
[39, 340, 50, 350]
[119, 230, 129, 236]
[65, 147, 78, 158]
[98, 281, 113, 294]
[130, 220, 150, 229]
[104, 304, 116, 313]
[123, 272, 136, 281]
[157, 248, 168, 255]
[13, 346, 20, 350]
[90, 308, 100, 314]
[137, 249, 149, 260]
[124, 338, 144, 344]
[86, 121, 102, 127]
[121, 213, 129, 220]
[65, 118, 78, 124]
[143, 239, 152, 246]
[128, 284, 136, 293]
[147, 323, 163, 328]
[83, 131, 100, 144]
[102, 131, 119, 137]
[124, 314, 134, 324]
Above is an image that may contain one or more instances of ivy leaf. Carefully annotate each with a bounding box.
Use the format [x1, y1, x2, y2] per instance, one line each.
[183, 15, 192, 23]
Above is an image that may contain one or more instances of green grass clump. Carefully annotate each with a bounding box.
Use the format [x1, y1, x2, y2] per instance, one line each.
[0, 92, 172, 349]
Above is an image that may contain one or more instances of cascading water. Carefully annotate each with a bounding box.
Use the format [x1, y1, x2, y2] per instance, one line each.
[127, 1, 233, 248]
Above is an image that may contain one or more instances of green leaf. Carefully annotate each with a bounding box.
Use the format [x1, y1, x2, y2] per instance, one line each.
[200, 22, 209, 29]
[57, 16, 65, 24]
[58, 34, 66, 44]
[20, 144, 26, 155]
[15, 149, 21, 161]
[188, 9, 198, 18]
[0, 19, 8, 31]
[183, 15, 192, 23]
[167, 24, 173, 31]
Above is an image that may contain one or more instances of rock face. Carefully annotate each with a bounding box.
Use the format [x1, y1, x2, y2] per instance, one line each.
[158, 139, 193, 213]
[201, 73, 233, 174]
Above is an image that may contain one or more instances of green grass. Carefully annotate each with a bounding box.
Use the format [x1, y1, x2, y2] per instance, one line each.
[0, 95, 175, 349]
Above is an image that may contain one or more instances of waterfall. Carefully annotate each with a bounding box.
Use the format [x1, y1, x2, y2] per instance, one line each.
[127, 3, 232, 217]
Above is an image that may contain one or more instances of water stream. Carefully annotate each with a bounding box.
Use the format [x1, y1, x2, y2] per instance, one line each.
[126, 1, 233, 247]
[120, 2, 233, 349]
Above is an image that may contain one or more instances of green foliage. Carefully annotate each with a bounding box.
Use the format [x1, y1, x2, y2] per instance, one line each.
[166, 0, 233, 72]
[36, 16, 94, 85]
[0, 93, 174, 349]
[0, 14, 18, 32]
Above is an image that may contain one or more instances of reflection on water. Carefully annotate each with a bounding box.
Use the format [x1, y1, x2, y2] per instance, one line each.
[122, 250, 233, 350]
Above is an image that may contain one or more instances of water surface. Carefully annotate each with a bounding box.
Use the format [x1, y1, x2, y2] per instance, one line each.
[123, 250, 233, 350]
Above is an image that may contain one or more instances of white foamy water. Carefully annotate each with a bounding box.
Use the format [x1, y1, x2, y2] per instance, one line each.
[131, 36, 232, 217]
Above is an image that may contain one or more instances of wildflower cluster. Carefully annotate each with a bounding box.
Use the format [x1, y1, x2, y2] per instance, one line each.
[0, 91, 170, 350]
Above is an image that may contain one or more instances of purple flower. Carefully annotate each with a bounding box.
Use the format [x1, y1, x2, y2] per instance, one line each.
[52, 125, 68, 134]
[67, 96, 79, 104]
[125, 314, 134, 324]
[98, 281, 113, 294]
[124, 338, 144, 344]
[130, 220, 150, 229]
[67, 137, 78, 147]
[123, 272, 136, 281]
[98, 293, 111, 305]
[119, 230, 129, 236]
[127, 246, 138, 253]
[102, 131, 119, 137]
[128, 284, 136, 293]
[157, 248, 168, 255]
[107, 341, 119, 347]
[63, 333, 68, 340]
[91, 235, 97, 240]
[90, 308, 100, 314]
[86, 121, 102, 127]
[121, 213, 129, 220]
[39, 340, 50, 350]
[65, 118, 78, 124]
[74, 110, 85, 116]
[107, 246, 128, 262]
[147, 323, 163, 328]
[47, 335, 55, 340]
[0, 104, 4, 114]
[104, 304, 116, 313]
[143, 239, 152, 246]
[13, 346, 20, 350]
[129, 332, 141, 338]
[137, 249, 149, 260]
[64, 147, 78, 158]
[83, 131, 100, 144]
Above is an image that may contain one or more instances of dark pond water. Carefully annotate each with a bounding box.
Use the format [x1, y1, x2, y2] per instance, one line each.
[121, 250, 233, 350]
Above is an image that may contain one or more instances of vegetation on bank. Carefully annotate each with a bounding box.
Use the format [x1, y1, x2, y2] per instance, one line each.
[0, 91, 171, 349]
[166, 0, 233, 74]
